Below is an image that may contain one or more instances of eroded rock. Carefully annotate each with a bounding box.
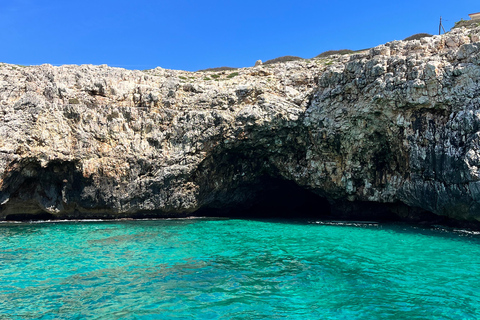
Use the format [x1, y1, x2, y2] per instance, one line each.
[2, 27, 480, 222]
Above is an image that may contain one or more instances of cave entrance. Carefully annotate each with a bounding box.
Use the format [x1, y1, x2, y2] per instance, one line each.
[195, 177, 331, 219]
[5, 212, 55, 221]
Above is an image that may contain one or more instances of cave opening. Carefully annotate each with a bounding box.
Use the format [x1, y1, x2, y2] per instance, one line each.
[194, 177, 332, 219]
[5, 212, 55, 221]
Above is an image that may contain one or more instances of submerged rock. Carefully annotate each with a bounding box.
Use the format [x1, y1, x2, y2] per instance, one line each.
[2, 27, 480, 222]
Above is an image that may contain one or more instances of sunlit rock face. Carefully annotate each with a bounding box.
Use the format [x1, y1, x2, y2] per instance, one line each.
[2, 27, 480, 222]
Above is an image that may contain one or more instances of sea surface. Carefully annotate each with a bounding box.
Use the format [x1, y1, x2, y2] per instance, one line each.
[1, 218, 480, 319]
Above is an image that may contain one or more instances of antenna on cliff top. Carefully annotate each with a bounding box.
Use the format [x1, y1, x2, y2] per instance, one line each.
[439, 16, 446, 35]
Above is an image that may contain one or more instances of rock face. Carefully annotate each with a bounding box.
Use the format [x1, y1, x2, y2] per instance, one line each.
[2, 27, 480, 222]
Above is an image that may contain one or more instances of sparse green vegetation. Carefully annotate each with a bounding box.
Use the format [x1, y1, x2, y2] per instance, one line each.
[316, 49, 354, 58]
[203, 77, 212, 81]
[211, 74, 220, 79]
[452, 19, 480, 30]
[263, 56, 303, 65]
[403, 33, 433, 41]
[198, 66, 238, 72]
[68, 98, 80, 104]
[226, 72, 239, 79]
[178, 76, 187, 80]
[454, 19, 466, 28]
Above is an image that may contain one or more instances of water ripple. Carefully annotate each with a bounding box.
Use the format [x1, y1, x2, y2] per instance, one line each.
[1, 219, 480, 319]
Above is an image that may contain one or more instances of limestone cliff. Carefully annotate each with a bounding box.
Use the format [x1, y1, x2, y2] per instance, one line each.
[2, 27, 480, 222]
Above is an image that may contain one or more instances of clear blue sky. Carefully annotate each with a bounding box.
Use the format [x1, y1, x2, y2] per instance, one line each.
[1, 0, 478, 71]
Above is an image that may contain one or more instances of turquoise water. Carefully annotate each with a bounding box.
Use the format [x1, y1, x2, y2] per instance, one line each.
[1, 219, 480, 319]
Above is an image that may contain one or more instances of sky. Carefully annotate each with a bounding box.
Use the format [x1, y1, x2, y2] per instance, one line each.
[1, 0, 479, 71]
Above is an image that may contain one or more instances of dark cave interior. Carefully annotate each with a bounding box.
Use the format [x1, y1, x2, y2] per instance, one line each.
[194, 177, 332, 219]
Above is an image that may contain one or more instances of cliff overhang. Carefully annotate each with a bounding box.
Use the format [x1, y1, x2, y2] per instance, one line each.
[2, 27, 480, 225]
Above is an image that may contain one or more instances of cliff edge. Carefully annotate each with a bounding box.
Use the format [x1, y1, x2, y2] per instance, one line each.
[2, 27, 480, 223]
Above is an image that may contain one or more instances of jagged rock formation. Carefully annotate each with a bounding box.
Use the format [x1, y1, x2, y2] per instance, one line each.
[2, 27, 480, 222]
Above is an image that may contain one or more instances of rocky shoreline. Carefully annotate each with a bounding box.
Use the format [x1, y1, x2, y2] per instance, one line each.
[2, 27, 480, 224]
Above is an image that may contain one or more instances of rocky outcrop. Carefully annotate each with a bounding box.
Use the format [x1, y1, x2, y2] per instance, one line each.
[2, 27, 480, 222]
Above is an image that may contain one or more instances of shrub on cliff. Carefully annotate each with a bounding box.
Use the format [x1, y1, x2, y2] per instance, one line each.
[198, 66, 238, 72]
[403, 33, 433, 41]
[315, 49, 354, 58]
[452, 19, 480, 30]
[263, 56, 303, 65]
